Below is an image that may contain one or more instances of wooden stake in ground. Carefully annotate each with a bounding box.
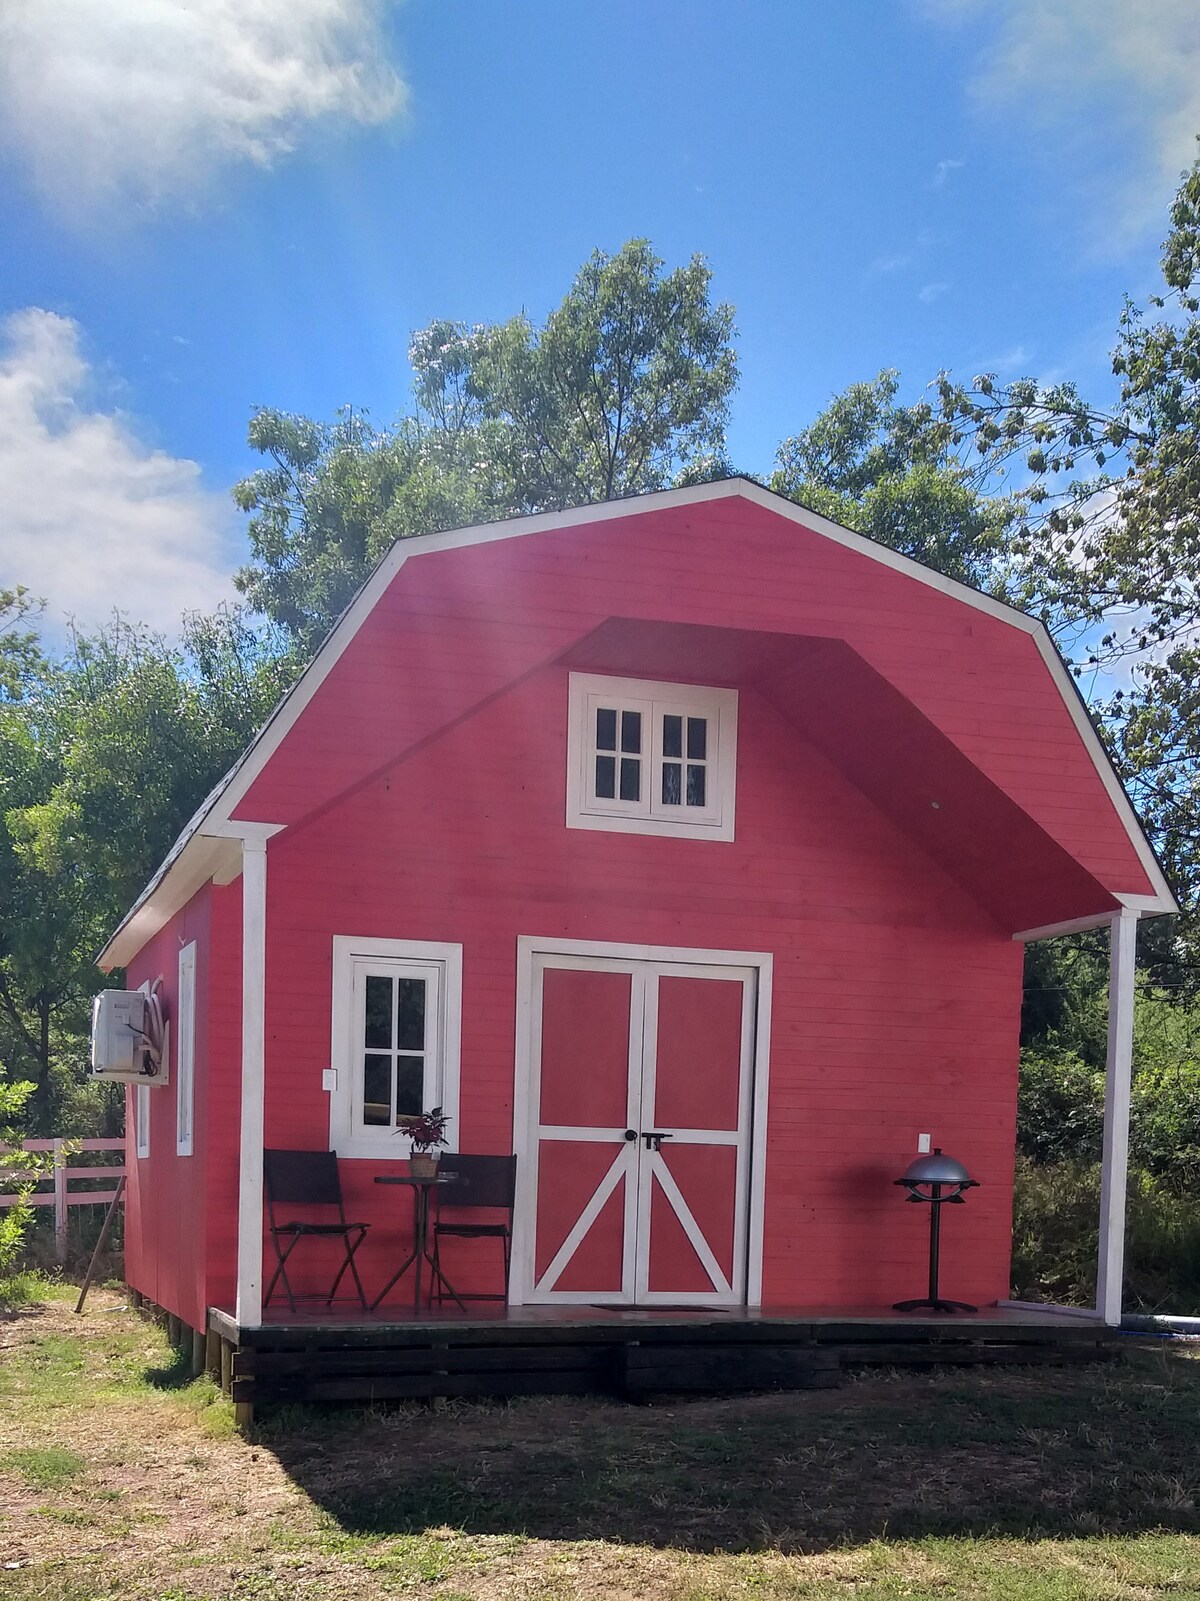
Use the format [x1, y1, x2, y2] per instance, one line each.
[74, 1175, 126, 1315]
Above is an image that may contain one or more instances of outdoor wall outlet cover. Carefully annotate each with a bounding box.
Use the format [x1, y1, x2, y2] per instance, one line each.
[918, 1133, 932, 1153]
[322, 1068, 337, 1092]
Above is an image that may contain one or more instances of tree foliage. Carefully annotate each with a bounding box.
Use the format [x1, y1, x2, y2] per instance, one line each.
[412, 239, 737, 507]
[934, 148, 1200, 933]
[771, 371, 1022, 591]
[0, 607, 292, 1132]
[232, 410, 505, 652]
[234, 241, 737, 651]
[935, 148, 1200, 652]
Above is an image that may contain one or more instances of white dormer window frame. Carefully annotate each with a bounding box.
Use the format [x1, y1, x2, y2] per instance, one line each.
[566, 672, 738, 841]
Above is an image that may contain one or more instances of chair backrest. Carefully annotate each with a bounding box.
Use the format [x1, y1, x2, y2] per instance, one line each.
[436, 1153, 517, 1210]
[263, 1148, 344, 1208]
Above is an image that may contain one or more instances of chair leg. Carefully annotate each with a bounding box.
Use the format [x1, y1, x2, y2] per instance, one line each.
[327, 1227, 369, 1309]
[264, 1233, 300, 1313]
[503, 1228, 512, 1304]
[346, 1227, 369, 1310]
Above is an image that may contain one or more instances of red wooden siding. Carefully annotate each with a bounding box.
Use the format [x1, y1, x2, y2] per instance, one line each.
[255, 671, 1023, 1309]
[233, 497, 1154, 900]
[123, 882, 211, 1331]
[123, 879, 242, 1331]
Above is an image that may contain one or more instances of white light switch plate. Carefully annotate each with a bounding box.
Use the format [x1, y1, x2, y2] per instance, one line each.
[917, 1133, 932, 1153]
[322, 1068, 337, 1092]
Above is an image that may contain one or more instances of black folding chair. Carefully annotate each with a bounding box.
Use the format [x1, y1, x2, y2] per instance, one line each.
[431, 1154, 518, 1304]
[263, 1149, 370, 1312]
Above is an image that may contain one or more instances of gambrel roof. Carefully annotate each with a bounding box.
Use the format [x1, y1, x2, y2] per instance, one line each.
[100, 477, 1175, 968]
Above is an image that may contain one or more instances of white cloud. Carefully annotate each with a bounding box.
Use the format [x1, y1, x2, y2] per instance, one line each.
[931, 157, 965, 187]
[918, 281, 949, 303]
[922, 0, 1200, 233]
[0, 0, 405, 214]
[0, 308, 238, 636]
[986, 343, 1033, 373]
[869, 251, 915, 277]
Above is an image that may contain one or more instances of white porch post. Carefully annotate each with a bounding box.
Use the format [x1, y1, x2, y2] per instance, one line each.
[235, 835, 269, 1330]
[1096, 907, 1138, 1327]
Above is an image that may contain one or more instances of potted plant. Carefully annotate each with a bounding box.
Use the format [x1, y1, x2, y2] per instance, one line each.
[401, 1106, 450, 1179]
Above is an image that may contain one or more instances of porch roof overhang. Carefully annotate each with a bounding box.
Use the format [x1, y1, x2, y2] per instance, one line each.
[561, 618, 1123, 936]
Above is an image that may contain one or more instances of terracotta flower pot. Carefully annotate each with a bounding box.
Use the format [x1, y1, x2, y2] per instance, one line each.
[409, 1152, 439, 1179]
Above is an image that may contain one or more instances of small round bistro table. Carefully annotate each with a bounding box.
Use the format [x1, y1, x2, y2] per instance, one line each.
[371, 1174, 466, 1313]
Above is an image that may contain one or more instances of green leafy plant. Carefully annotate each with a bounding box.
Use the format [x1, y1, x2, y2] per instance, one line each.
[0, 1074, 45, 1281]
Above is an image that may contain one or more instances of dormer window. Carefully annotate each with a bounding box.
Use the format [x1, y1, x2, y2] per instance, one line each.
[567, 673, 738, 840]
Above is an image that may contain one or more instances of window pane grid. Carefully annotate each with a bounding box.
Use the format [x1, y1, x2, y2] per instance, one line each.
[586, 696, 650, 814]
[572, 677, 734, 837]
[358, 970, 429, 1132]
[658, 711, 709, 811]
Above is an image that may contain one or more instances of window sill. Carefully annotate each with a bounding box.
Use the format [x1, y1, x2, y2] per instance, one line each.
[567, 808, 736, 842]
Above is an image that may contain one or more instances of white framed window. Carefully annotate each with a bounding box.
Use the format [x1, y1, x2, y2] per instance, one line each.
[175, 942, 196, 1156]
[328, 937, 462, 1160]
[566, 673, 738, 840]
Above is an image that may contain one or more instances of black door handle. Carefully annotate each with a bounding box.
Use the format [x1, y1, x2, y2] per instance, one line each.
[642, 1131, 673, 1152]
[624, 1129, 637, 1141]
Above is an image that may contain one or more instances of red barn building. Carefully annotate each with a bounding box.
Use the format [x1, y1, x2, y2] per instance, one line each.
[99, 480, 1173, 1360]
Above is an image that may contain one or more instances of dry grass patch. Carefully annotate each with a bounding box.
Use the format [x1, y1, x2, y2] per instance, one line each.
[2, 1289, 1200, 1599]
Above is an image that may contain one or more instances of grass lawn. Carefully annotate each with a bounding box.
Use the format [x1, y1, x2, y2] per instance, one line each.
[2, 1286, 1200, 1599]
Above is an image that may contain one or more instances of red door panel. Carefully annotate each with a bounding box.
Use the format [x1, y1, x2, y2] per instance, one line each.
[539, 966, 631, 1127]
[534, 1140, 623, 1282]
[647, 1177, 716, 1294]
[532, 962, 634, 1299]
[653, 975, 745, 1130]
[553, 1181, 627, 1293]
[651, 1142, 738, 1286]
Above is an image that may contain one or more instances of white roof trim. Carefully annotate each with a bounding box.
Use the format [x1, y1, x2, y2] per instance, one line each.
[98, 477, 1177, 966]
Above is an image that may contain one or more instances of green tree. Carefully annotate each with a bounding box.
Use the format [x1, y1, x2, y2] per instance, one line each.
[234, 240, 737, 651]
[771, 371, 1022, 591]
[936, 150, 1200, 654]
[933, 151, 1200, 923]
[0, 606, 293, 1131]
[413, 239, 737, 508]
[0, 588, 44, 699]
[233, 410, 507, 651]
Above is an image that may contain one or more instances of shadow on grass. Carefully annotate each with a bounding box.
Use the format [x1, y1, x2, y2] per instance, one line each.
[258, 1347, 1200, 1555]
[144, 1341, 196, 1390]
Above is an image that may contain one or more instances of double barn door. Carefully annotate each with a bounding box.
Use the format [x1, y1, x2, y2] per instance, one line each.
[520, 952, 757, 1306]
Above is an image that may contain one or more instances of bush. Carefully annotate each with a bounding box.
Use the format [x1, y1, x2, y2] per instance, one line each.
[1012, 1155, 1200, 1313]
[0, 1072, 50, 1279]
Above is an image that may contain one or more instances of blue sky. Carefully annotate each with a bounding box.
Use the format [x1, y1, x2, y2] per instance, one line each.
[1, 0, 1197, 638]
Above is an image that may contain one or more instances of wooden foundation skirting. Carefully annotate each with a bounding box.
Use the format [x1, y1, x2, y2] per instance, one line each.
[207, 1307, 1120, 1409]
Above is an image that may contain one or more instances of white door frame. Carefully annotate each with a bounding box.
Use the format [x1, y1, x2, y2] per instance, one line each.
[511, 936, 774, 1308]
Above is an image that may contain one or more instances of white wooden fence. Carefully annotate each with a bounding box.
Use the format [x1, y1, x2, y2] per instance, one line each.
[0, 1138, 126, 1260]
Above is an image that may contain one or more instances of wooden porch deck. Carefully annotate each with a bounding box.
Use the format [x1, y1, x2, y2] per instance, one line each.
[207, 1302, 1119, 1412]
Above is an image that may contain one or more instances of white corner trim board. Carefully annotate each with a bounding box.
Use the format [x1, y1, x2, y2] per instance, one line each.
[235, 835, 269, 1330]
